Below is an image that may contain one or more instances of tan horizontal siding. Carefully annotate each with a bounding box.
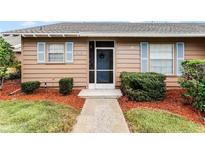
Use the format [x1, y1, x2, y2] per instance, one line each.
[22, 37, 88, 88]
[22, 37, 205, 89]
[23, 64, 87, 69]
[116, 40, 140, 87]
[115, 38, 205, 89]
[23, 68, 87, 74]
[22, 79, 85, 87]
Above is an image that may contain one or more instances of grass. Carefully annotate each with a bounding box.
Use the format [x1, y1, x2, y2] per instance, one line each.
[125, 108, 205, 133]
[0, 100, 79, 133]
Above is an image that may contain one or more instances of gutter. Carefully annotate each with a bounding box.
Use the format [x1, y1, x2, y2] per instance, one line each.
[2, 33, 80, 37]
[2, 32, 205, 37]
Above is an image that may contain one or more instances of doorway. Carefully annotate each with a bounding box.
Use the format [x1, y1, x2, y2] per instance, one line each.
[89, 41, 115, 89]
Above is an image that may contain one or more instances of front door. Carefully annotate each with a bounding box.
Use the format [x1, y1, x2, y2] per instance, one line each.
[95, 48, 114, 89]
[89, 41, 115, 89]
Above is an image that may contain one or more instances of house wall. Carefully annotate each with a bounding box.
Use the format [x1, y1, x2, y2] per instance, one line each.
[22, 37, 205, 89]
[15, 52, 22, 62]
[115, 37, 205, 89]
[22, 37, 89, 88]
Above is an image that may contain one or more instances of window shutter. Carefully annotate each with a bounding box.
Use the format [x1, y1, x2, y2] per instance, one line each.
[66, 42, 73, 63]
[176, 42, 184, 75]
[140, 42, 149, 72]
[37, 42, 45, 63]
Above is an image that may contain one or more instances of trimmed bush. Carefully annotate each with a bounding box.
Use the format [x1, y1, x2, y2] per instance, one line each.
[178, 60, 205, 112]
[120, 72, 166, 101]
[21, 81, 41, 94]
[59, 78, 73, 95]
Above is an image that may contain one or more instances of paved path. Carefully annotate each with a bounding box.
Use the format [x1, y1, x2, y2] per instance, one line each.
[72, 99, 130, 133]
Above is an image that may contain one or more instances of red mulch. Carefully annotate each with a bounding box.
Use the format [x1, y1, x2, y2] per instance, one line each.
[119, 89, 205, 125]
[0, 80, 85, 110]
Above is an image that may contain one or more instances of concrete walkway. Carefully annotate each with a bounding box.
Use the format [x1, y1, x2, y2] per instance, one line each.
[72, 98, 130, 133]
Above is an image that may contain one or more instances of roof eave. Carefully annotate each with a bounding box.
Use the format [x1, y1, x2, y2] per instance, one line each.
[2, 32, 205, 37]
[80, 32, 205, 37]
[2, 33, 80, 37]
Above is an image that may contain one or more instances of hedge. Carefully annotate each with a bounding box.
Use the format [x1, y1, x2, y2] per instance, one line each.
[178, 60, 205, 112]
[120, 72, 166, 101]
[59, 78, 73, 95]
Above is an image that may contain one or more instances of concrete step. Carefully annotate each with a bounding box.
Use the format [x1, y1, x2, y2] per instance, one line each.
[78, 89, 122, 99]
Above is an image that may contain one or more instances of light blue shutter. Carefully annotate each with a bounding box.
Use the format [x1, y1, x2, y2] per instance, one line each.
[176, 42, 184, 75]
[140, 42, 149, 72]
[66, 42, 73, 63]
[37, 42, 45, 63]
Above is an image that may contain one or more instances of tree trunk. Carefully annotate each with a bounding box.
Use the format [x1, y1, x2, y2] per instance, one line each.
[0, 77, 4, 90]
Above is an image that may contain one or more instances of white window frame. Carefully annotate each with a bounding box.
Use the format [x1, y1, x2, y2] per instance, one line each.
[37, 42, 46, 63]
[176, 42, 185, 76]
[47, 43, 65, 63]
[149, 44, 174, 75]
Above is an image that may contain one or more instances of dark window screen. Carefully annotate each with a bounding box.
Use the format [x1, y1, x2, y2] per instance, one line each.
[89, 41, 95, 69]
[96, 41, 114, 47]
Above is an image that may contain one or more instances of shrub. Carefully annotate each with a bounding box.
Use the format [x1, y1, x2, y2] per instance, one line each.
[178, 60, 205, 112]
[5, 62, 21, 80]
[8, 71, 21, 80]
[8, 65, 21, 80]
[120, 72, 166, 101]
[59, 78, 73, 95]
[21, 81, 41, 94]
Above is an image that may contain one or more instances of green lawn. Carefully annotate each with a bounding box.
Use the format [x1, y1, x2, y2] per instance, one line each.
[125, 108, 205, 133]
[0, 100, 79, 133]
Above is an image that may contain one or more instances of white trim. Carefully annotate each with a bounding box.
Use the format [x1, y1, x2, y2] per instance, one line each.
[37, 42, 45, 63]
[4, 32, 205, 38]
[79, 32, 205, 37]
[176, 42, 185, 76]
[140, 42, 149, 72]
[88, 84, 95, 89]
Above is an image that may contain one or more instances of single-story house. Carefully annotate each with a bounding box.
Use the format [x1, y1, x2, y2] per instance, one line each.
[2, 22, 205, 89]
[3, 35, 21, 61]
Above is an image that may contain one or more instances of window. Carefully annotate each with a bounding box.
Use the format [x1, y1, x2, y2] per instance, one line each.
[48, 44, 64, 62]
[150, 44, 173, 74]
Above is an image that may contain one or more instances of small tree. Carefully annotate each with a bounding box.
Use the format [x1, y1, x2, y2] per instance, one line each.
[0, 36, 18, 90]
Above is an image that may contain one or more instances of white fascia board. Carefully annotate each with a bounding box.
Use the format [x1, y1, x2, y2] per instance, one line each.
[79, 32, 205, 37]
[2, 32, 205, 37]
[2, 33, 80, 37]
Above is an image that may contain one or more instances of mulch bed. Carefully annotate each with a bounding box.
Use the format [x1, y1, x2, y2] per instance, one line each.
[0, 80, 85, 110]
[119, 89, 205, 125]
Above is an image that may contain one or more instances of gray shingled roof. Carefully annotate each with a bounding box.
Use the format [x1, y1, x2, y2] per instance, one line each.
[2, 22, 205, 37]
[3, 36, 21, 52]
